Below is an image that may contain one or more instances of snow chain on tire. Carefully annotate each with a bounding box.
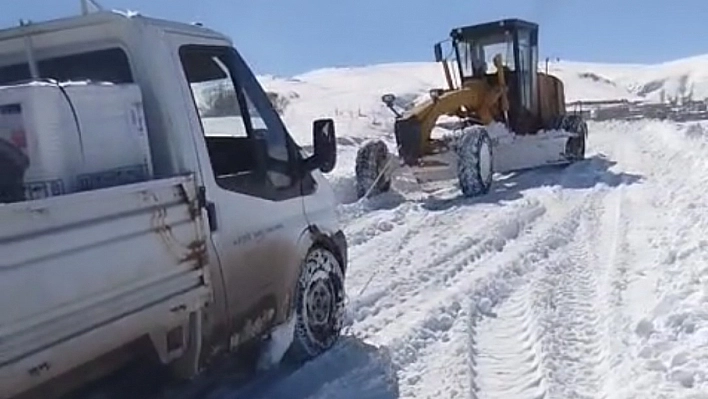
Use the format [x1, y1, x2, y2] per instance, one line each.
[355, 140, 392, 199]
[288, 246, 346, 362]
[552, 114, 587, 162]
[447, 126, 494, 197]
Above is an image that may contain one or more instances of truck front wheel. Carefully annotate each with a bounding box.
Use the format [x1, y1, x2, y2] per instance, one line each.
[288, 246, 346, 361]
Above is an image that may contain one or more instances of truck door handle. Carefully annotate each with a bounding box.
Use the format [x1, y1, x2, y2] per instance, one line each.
[205, 201, 217, 232]
[198, 186, 218, 232]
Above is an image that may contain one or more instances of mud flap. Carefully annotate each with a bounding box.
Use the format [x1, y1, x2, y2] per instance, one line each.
[168, 310, 204, 380]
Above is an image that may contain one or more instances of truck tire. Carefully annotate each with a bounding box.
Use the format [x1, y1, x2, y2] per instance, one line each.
[454, 126, 494, 197]
[551, 114, 587, 162]
[355, 140, 391, 199]
[288, 246, 346, 362]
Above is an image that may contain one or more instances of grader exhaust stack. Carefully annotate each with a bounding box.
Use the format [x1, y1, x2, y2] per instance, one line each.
[355, 18, 588, 199]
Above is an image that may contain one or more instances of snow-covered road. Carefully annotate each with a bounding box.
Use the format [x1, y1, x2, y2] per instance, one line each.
[226, 119, 708, 399]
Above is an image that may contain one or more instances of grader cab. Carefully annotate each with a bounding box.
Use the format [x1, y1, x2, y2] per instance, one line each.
[355, 19, 587, 199]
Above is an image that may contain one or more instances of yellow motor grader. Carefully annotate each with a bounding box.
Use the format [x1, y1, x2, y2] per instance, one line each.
[355, 18, 588, 198]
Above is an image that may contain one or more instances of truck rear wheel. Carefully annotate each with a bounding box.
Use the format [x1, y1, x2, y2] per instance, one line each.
[454, 126, 494, 197]
[288, 246, 345, 362]
[355, 140, 392, 198]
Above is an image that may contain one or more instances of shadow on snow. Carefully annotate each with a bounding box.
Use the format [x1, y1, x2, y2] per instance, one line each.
[339, 153, 642, 213]
[62, 336, 399, 399]
[420, 153, 643, 212]
[226, 336, 399, 399]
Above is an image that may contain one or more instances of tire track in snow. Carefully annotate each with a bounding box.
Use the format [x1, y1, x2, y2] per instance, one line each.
[382, 190, 592, 398]
[583, 122, 654, 398]
[589, 121, 708, 397]
[594, 144, 632, 399]
[470, 188, 611, 399]
[536, 229, 603, 398]
[530, 185, 627, 399]
[343, 200, 416, 248]
[474, 277, 547, 399]
[347, 198, 547, 333]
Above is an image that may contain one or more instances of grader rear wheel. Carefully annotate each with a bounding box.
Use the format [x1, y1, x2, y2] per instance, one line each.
[552, 115, 587, 162]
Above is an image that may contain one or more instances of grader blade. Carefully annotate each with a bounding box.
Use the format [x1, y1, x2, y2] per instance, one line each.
[491, 130, 576, 173]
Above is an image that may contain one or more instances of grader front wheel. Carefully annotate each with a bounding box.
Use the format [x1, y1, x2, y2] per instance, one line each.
[355, 140, 392, 199]
[453, 126, 494, 197]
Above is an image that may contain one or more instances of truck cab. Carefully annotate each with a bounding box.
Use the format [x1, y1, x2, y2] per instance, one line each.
[0, 9, 347, 398]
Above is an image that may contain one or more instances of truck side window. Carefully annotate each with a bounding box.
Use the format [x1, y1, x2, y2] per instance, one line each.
[0, 48, 133, 85]
[179, 46, 297, 198]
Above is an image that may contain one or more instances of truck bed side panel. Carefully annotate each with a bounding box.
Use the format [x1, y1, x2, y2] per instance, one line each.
[0, 175, 210, 393]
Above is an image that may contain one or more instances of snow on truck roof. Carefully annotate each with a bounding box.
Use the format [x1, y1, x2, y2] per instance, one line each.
[0, 9, 230, 43]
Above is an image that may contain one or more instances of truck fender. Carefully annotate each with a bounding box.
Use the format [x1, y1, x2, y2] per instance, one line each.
[306, 224, 348, 275]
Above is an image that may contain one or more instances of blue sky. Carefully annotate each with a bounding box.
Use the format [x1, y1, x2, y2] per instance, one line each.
[2, 0, 707, 77]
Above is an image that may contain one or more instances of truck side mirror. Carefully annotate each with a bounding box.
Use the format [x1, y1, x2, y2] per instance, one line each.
[305, 118, 337, 173]
[381, 94, 402, 118]
[434, 43, 443, 62]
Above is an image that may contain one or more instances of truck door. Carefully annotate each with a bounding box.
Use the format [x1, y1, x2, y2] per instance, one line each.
[177, 44, 309, 348]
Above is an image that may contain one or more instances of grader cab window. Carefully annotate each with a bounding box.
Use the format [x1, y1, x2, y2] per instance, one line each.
[516, 28, 538, 112]
[455, 32, 515, 80]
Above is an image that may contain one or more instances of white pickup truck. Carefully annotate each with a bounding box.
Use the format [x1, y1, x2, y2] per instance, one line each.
[0, 7, 348, 399]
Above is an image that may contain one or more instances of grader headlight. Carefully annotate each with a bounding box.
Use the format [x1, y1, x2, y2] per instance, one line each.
[429, 88, 444, 101]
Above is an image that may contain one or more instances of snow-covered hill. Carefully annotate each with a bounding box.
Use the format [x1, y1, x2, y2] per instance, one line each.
[549, 56, 708, 103]
[257, 60, 633, 146]
[258, 55, 708, 147]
